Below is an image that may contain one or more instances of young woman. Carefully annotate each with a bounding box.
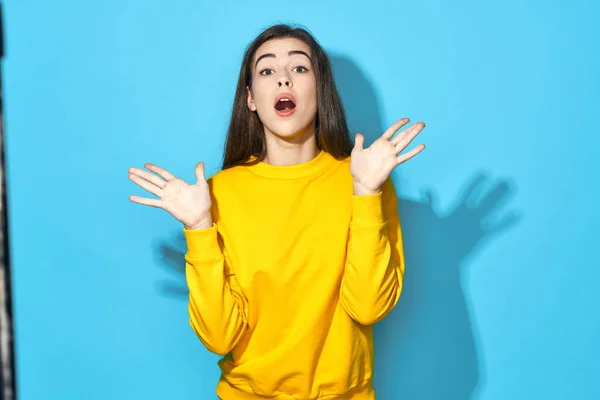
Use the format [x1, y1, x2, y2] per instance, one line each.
[128, 24, 425, 400]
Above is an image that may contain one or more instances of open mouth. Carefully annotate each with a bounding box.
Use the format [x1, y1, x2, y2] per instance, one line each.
[274, 94, 297, 116]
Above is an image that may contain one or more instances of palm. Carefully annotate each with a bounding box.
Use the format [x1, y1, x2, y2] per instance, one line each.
[351, 118, 426, 192]
[161, 179, 211, 225]
[128, 162, 212, 228]
[351, 136, 401, 191]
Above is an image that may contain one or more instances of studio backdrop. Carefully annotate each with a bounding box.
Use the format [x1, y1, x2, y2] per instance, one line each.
[2, 1, 599, 399]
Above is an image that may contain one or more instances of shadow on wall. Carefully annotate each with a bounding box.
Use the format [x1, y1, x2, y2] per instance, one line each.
[153, 54, 522, 400]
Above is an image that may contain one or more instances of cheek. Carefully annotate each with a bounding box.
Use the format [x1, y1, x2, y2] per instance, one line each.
[295, 77, 317, 107]
[251, 82, 272, 109]
[305, 87, 318, 113]
[306, 78, 318, 104]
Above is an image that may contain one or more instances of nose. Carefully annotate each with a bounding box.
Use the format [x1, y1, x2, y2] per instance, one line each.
[278, 74, 293, 88]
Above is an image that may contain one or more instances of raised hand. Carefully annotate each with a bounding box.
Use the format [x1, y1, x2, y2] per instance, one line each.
[128, 162, 213, 230]
[350, 118, 426, 195]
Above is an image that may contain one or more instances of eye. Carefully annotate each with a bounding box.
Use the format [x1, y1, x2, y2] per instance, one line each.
[259, 68, 274, 76]
[293, 66, 309, 73]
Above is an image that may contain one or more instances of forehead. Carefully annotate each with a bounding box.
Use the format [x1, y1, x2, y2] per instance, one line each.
[253, 38, 312, 62]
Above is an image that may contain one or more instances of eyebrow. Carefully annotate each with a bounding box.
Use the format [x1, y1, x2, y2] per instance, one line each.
[254, 50, 312, 68]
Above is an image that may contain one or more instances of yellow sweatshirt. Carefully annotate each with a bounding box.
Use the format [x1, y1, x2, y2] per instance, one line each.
[183, 150, 404, 399]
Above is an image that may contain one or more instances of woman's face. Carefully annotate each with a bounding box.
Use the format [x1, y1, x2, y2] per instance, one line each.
[247, 38, 318, 141]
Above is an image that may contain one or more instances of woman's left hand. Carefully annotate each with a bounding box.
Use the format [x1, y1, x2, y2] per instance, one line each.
[350, 118, 426, 195]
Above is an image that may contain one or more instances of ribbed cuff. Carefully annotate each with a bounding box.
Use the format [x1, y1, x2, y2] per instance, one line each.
[183, 223, 223, 260]
[350, 192, 385, 222]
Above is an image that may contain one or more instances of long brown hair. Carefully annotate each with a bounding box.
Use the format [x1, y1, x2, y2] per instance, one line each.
[221, 24, 354, 170]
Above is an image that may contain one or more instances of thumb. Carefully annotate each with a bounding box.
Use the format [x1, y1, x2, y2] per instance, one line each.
[354, 133, 364, 150]
[194, 162, 206, 184]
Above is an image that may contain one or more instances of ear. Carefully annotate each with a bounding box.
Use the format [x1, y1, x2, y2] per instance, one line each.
[246, 86, 257, 112]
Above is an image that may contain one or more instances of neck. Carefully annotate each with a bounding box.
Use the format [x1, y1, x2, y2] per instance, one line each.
[263, 126, 319, 166]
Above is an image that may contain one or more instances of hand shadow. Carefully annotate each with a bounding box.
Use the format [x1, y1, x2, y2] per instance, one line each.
[152, 52, 523, 400]
[153, 232, 188, 297]
[329, 54, 522, 399]
[374, 176, 520, 400]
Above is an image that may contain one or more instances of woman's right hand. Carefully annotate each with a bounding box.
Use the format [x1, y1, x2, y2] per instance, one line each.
[128, 162, 213, 230]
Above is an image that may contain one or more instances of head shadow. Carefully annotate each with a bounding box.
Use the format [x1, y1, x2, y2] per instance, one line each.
[153, 51, 523, 400]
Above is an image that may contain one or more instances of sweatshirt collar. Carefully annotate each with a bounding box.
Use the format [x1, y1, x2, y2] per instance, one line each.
[245, 150, 336, 179]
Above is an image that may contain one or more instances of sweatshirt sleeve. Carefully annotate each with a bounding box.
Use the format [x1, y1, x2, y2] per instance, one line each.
[340, 178, 405, 326]
[183, 223, 249, 355]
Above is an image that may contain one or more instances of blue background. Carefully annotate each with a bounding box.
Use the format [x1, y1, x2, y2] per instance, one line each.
[3, 0, 599, 399]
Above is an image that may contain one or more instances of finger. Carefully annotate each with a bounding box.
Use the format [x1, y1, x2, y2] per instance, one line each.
[392, 122, 425, 148]
[129, 167, 166, 189]
[129, 174, 163, 198]
[145, 163, 176, 181]
[354, 133, 365, 150]
[161, 282, 189, 296]
[484, 210, 521, 235]
[158, 243, 186, 273]
[462, 172, 488, 207]
[396, 144, 425, 165]
[129, 195, 162, 208]
[194, 162, 206, 184]
[421, 188, 438, 208]
[476, 181, 511, 217]
[382, 117, 410, 140]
